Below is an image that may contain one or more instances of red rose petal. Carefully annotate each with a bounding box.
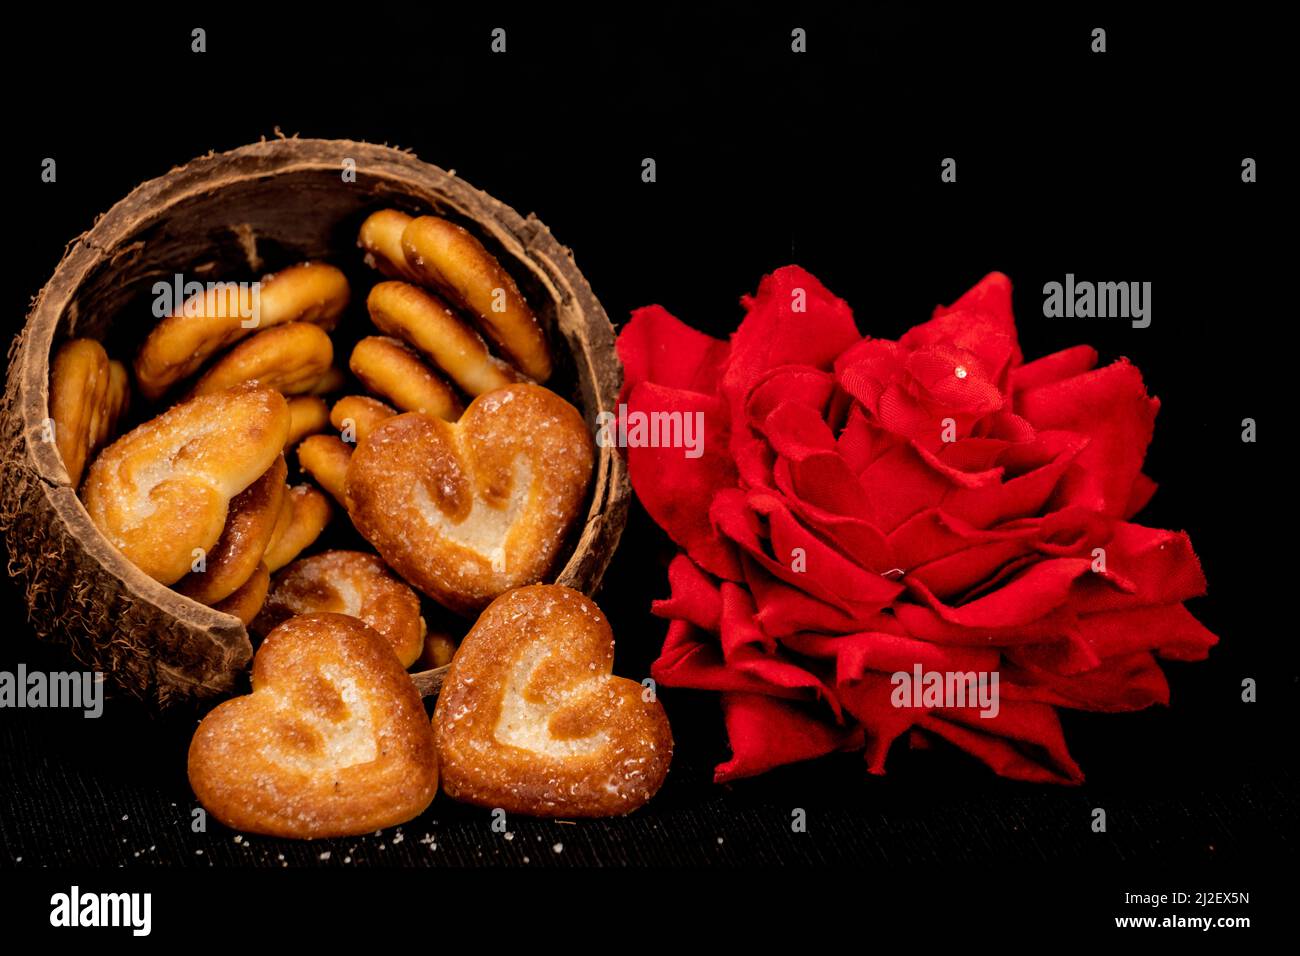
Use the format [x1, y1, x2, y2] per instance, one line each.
[618, 304, 730, 399]
[1123, 472, 1158, 519]
[837, 673, 920, 773]
[1016, 358, 1160, 517]
[624, 381, 742, 580]
[724, 265, 861, 409]
[1075, 603, 1219, 661]
[827, 632, 1000, 685]
[623, 267, 1218, 787]
[746, 559, 888, 636]
[714, 693, 864, 783]
[651, 553, 722, 631]
[1001, 651, 1171, 712]
[1011, 344, 1099, 393]
[918, 701, 1084, 784]
[652, 620, 811, 699]
[1072, 522, 1208, 612]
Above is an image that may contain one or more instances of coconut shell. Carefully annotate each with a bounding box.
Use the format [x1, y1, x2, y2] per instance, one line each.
[0, 138, 629, 709]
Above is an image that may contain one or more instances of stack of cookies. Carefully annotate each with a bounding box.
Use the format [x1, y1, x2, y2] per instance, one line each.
[49, 211, 672, 837]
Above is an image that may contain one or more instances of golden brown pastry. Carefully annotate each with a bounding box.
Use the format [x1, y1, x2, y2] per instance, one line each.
[345, 383, 593, 615]
[263, 484, 332, 572]
[105, 359, 130, 429]
[210, 561, 270, 625]
[81, 384, 289, 584]
[134, 262, 349, 401]
[417, 630, 458, 670]
[367, 281, 517, 397]
[401, 215, 551, 382]
[296, 435, 352, 507]
[357, 209, 422, 282]
[434, 585, 672, 817]
[349, 336, 461, 421]
[306, 365, 348, 396]
[48, 338, 130, 487]
[329, 395, 397, 446]
[254, 551, 424, 668]
[285, 396, 330, 447]
[191, 322, 333, 397]
[175, 456, 287, 604]
[188, 612, 439, 838]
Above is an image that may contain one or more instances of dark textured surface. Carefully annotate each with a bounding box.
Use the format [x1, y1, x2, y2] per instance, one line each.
[0, 5, 1291, 904]
[1, 506, 1295, 870]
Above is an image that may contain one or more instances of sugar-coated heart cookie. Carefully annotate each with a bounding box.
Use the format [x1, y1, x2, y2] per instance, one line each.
[345, 383, 594, 614]
[176, 455, 287, 604]
[434, 585, 672, 816]
[254, 551, 425, 668]
[188, 612, 438, 838]
[81, 384, 289, 584]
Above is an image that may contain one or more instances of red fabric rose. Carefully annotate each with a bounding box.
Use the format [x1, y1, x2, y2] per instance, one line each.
[618, 267, 1217, 784]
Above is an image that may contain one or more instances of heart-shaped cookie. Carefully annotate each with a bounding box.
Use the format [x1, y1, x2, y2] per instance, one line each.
[188, 612, 438, 838]
[253, 550, 426, 668]
[81, 383, 289, 584]
[434, 585, 672, 817]
[345, 383, 594, 614]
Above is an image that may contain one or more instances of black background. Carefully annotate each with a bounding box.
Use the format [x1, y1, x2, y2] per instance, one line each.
[0, 3, 1291, 934]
